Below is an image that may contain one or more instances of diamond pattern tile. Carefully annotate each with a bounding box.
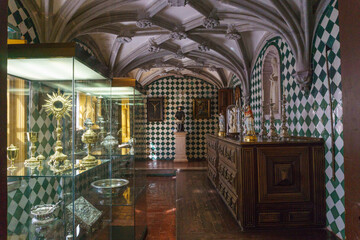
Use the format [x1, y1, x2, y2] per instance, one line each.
[146, 76, 218, 160]
[7, 177, 62, 235]
[7, 0, 39, 43]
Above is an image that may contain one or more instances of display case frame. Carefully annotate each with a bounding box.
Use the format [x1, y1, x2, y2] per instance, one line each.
[6, 43, 146, 240]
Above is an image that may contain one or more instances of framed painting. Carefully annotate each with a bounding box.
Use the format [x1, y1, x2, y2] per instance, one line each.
[193, 98, 211, 120]
[147, 97, 164, 122]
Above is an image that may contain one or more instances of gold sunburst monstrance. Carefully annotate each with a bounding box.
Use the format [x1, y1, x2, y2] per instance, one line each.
[43, 89, 72, 173]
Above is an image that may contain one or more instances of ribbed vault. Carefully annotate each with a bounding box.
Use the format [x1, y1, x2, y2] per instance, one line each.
[21, 0, 330, 103]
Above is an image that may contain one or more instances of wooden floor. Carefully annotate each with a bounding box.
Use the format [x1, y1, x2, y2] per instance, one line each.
[135, 161, 339, 240]
[175, 170, 339, 240]
[135, 160, 207, 171]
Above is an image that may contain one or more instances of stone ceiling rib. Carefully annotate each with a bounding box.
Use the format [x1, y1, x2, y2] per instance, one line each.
[77, 35, 107, 65]
[146, 0, 168, 17]
[61, 0, 134, 41]
[187, 0, 213, 17]
[51, 0, 86, 42]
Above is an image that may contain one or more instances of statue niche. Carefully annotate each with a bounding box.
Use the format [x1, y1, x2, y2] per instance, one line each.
[262, 46, 281, 118]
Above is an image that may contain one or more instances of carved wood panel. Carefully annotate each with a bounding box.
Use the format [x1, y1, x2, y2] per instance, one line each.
[257, 147, 310, 203]
[218, 179, 238, 217]
[241, 148, 256, 228]
[217, 141, 237, 168]
[218, 161, 237, 193]
[208, 163, 217, 187]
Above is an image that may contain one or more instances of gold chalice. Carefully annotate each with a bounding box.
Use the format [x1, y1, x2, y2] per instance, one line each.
[25, 132, 40, 167]
[7, 144, 19, 171]
[81, 118, 99, 169]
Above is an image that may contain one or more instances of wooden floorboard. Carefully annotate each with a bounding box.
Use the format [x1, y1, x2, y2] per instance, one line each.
[175, 170, 339, 240]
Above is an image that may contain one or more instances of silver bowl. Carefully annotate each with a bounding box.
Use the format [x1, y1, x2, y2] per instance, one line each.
[91, 178, 129, 197]
[30, 203, 59, 225]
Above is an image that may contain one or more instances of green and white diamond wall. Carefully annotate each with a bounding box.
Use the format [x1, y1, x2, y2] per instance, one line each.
[233, 0, 344, 238]
[146, 76, 218, 161]
[7, 0, 39, 43]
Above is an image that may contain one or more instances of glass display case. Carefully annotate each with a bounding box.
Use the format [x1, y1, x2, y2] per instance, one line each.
[105, 80, 147, 240]
[6, 43, 147, 240]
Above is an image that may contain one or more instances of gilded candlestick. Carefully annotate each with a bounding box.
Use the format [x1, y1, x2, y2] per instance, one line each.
[280, 94, 290, 138]
[260, 101, 268, 138]
[238, 106, 244, 141]
[268, 103, 278, 139]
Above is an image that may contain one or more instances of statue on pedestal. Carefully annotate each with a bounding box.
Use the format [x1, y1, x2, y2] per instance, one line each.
[175, 106, 185, 132]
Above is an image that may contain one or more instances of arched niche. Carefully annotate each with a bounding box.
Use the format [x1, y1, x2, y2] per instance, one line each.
[261, 45, 281, 118]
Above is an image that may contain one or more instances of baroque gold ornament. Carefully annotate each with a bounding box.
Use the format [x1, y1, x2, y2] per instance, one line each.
[43, 89, 72, 173]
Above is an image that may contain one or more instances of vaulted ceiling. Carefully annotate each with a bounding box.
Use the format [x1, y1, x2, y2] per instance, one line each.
[23, 0, 329, 102]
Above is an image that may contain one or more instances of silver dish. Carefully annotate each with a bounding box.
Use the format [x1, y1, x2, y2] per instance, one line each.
[30, 202, 60, 225]
[91, 178, 129, 197]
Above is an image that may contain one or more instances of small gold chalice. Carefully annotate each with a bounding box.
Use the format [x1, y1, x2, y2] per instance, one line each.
[81, 118, 99, 169]
[7, 144, 19, 171]
[25, 132, 40, 167]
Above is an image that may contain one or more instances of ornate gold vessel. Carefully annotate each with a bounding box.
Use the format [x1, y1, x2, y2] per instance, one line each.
[7, 144, 19, 171]
[24, 132, 40, 167]
[81, 118, 99, 169]
[43, 89, 72, 173]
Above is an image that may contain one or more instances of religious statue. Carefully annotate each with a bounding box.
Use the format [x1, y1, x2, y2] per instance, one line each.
[269, 57, 279, 104]
[228, 107, 237, 133]
[175, 106, 185, 132]
[218, 113, 225, 136]
[219, 113, 225, 132]
[244, 105, 257, 141]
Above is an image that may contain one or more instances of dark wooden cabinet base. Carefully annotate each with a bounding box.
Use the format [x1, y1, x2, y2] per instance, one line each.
[206, 135, 326, 230]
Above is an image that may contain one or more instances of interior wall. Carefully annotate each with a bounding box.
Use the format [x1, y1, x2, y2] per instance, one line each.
[146, 76, 218, 161]
[233, 0, 344, 238]
[7, 0, 39, 43]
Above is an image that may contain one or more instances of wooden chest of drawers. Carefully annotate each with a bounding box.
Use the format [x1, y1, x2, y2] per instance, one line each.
[206, 135, 326, 230]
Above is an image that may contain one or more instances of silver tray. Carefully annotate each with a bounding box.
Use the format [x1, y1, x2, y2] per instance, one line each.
[91, 178, 129, 197]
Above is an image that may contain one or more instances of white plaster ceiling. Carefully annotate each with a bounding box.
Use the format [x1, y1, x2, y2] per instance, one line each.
[23, 0, 330, 99]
